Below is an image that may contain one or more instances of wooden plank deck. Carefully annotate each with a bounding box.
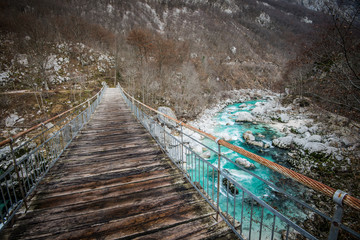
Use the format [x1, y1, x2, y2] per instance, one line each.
[1, 88, 236, 240]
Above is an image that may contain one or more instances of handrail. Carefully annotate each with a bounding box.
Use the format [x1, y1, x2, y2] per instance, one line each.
[118, 84, 360, 211]
[0, 85, 103, 148]
[0, 83, 107, 232]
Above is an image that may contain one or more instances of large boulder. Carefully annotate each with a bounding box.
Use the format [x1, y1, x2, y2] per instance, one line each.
[5, 114, 19, 127]
[297, 126, 309, 134]
[272, 136, 293, 149]
[243, 131, 269, 148]
[303, 142, 327, 153]
[293, 137, 307, 148]
[235, 157, 256, 169]
[243, 131, 255, 141]
[249, 140, 263, 148]
[235, 112, 254, 122]
[278, 113, 289, 123]
[157, 107, 177, 127]
[308, 135, 322, 142]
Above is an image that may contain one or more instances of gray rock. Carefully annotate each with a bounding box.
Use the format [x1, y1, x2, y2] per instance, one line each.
[10, 128, 19, 135]
[293, 137, 307, 148]
[243, 131, 255, 141]
[297, 126, 308, 134]
[279, 113, 289, 123]
[308, 135, 322, 142]
[247, 140, 264, 148]
[309, 125, 319, 134]
[5, 114, 19, 127]
[243, 131, 267, 148]
[257, 133, 265, 138]
[303, 142, 327, 153]
[235, 112, 254, 122]
[272, 136, 293, 149]
[157, 107, 177, 127]
[0, 146, 10, 158]
[303, 132, 311, 138]
[235, 157, 256, 169]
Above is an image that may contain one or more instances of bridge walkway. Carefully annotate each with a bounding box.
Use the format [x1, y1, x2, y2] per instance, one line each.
[2, 88, 235, 239]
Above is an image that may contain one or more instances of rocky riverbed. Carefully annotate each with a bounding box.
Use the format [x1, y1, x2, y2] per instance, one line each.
[191, 89, 360, 196]
[188, 89, 360, 238]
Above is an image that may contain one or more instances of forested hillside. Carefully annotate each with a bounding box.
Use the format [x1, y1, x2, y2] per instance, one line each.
[0, 0, 359, 120]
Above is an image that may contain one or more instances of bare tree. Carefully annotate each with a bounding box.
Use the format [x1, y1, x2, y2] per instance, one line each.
[282, 2, 360, 120]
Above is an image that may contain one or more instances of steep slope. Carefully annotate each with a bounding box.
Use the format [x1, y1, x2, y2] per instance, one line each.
[1, 0, 358, 118]
[60, 0, 330, 117]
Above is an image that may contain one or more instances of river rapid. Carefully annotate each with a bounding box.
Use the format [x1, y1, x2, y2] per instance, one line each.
[189, 100, 309, 239]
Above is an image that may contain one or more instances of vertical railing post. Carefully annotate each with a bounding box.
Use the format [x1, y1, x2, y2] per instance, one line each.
[328, 190, 347, 240]
[136, 103, 139, 119]
[132, 97, 134, 113]
[40, 123, 46, 144]
[9, 138, 28, 210]
[41, 123, 49, 162]
[215, 138, 221, 221]
[87, 100, 91, 121]
[180, 122, 184, 172]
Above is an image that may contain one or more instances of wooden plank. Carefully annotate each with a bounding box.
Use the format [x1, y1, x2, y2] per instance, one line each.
[34, 174, 181, 199]
[11, 203, 213, 240]
[30, 180, 192, 210]
[15, 186, 198, 226]
[36, 168, 178, 195]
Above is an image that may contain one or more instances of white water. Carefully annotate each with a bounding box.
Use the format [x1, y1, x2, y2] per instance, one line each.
[188, 100, 309, 239]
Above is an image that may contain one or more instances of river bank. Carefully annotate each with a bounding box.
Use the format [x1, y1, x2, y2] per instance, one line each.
[190, 89, 359, 196]
[187, 89, 360, 237]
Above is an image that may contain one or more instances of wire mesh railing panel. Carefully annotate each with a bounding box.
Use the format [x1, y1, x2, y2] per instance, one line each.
[0, 84, 106, 231]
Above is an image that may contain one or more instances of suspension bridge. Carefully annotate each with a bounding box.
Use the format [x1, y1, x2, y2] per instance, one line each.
[0, 85, 359, 239]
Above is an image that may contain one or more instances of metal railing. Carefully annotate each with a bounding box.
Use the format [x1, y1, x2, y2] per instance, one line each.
[117, 84, 360, 240]
[0, 83, 107, 231]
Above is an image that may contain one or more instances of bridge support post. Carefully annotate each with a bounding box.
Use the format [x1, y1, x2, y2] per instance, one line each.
[215, 138, 221, 221]
[180, 123, 184, 172]
[328, 190, 347, 240]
